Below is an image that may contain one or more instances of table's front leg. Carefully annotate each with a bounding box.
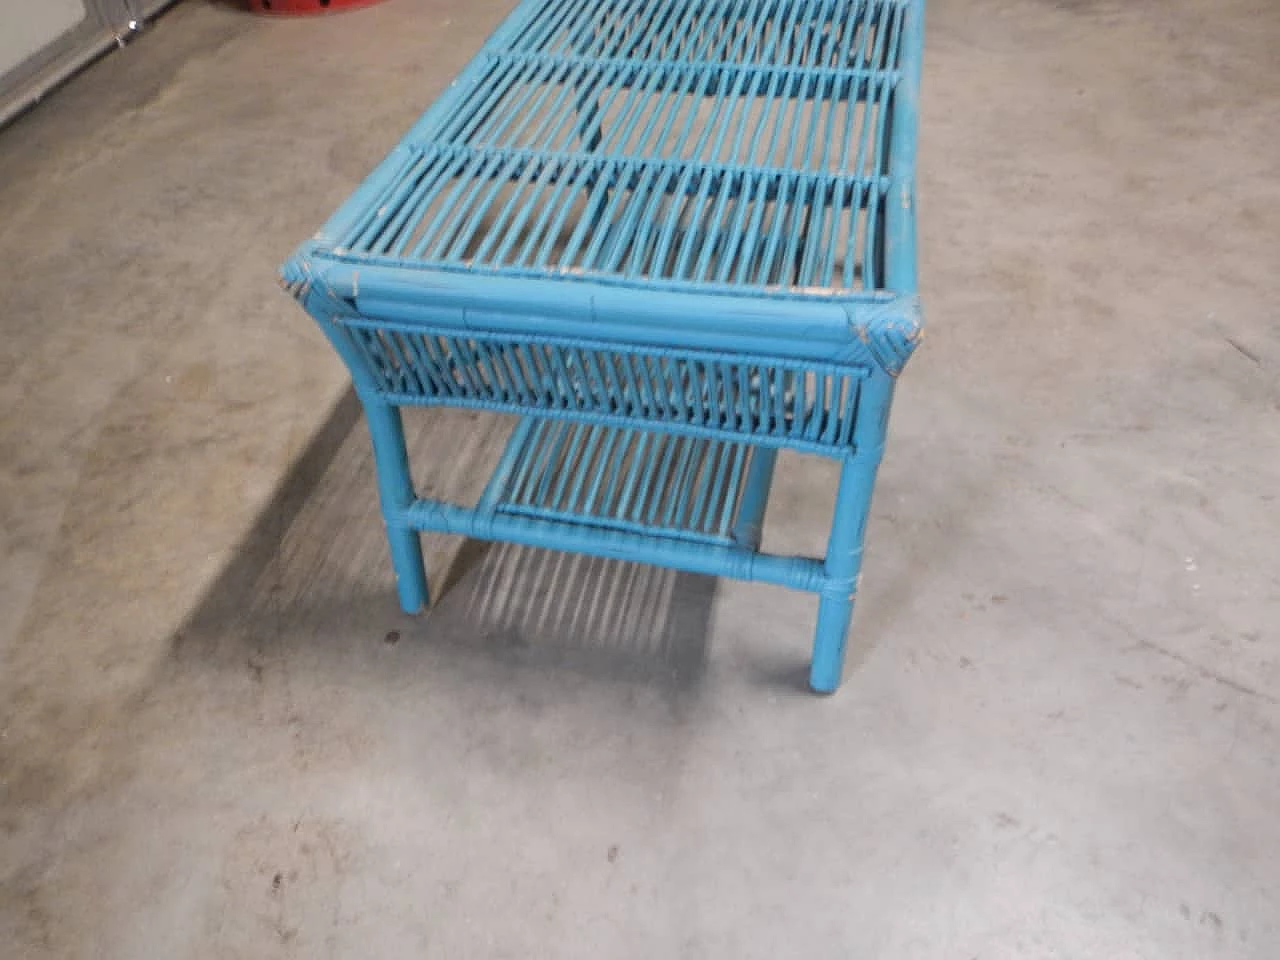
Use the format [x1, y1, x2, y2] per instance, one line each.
[810, 451, 882, 693]
[809, 371, 895, 693]
[365, 400, 429, 614]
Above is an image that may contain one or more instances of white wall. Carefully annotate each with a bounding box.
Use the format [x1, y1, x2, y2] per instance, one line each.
[0, 0, 89, 78]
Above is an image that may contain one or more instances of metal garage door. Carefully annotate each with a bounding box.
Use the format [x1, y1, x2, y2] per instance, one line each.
[1, 0, 178, 128]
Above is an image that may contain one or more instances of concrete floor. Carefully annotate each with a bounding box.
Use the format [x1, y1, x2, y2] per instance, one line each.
[1, 0, 1277, 956]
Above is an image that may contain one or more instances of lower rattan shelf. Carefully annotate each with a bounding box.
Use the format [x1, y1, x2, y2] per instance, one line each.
[488, 418, 773, 548]
[397, 417, 826, 592]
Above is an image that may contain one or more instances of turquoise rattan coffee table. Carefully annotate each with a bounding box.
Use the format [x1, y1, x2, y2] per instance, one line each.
[282, 0, 925, 692]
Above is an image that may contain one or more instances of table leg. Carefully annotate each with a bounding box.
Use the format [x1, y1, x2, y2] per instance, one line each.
[810, 452, 880, 694]
[365, 400, 429, 613]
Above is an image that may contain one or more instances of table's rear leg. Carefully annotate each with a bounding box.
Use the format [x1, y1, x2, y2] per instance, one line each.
[365, 400, 429, 614]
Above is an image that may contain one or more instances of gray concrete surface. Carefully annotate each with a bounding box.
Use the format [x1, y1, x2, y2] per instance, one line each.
[1, 0, 1277, 956]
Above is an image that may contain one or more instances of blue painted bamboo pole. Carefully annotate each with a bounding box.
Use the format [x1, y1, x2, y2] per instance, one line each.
[731, 445, 778, 549]
[885, 0, 924, 294]
[477, 416, 538, 512]
[808, 369, 894, 692]
[400, 496, 825, 592]
[366, 402, 430, 614]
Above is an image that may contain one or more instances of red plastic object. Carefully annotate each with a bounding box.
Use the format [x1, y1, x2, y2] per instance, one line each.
[245, 0, 391, 14]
